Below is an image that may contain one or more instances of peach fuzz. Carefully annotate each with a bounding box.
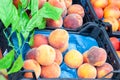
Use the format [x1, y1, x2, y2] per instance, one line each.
[48, 29, 69, 49]
[77, 63, 97, 78]
[63, 14, 83, 29]
[40, 62, 61, 78]
[23, 59, 41, 79]
[64, 49, 83, 68]
[36, 44, 56, 65]
[96, 63, 114, 78]
[68, 4, 85, 17]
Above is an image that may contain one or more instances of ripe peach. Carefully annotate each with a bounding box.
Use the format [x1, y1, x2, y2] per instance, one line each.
[64, 49, 83, 68]
[25, 48, 38, 60]
[31, 34, 48, 48]
[41, 62, 61, 78]
[91, 0, 108, 8]
[46, 17, 63, 28]
[36, 45, 56, 65]
[54, 49, 63, 65]
[77, 63, 97, 78]
[83, 50, 89, 63]
[110, 37, 119, 50]
[59, 41, 68, 53]
[103, 17, 119, 32]
[68, 4, 85, 17]
[96, 63, 114, 78]
[48, 29, 69, 49]
[63, 14, 83, 29]
[93, 7, 103, 19]
[108, 0, 120, 9]
[23, 59, 41, 79]
[38, 0, 47, 9]
[104, 5, 120, 19]
[116, 51, 120, 58]
[87, 46, 107, 66]
[64, 0, 72, 8]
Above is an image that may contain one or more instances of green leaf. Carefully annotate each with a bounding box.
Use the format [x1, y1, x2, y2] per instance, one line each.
[20, 0, 28, 8]
[37, 18, 46, 29]
[16, 32, 22, 48]
[31, 0, 38, 16]
[28, 30, 34, 46]
[22, 31, 30, 40]
[8, 54, 23, 74]
[0, 50, 14, 70]
[39, 2, 63, 20]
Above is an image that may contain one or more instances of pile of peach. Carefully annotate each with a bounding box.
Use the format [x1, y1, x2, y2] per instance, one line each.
[23, 29, 114, 79]
[90, 0, 120, 32]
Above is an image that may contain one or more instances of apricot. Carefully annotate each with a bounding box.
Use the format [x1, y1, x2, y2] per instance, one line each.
[59, 41, 68, 53]
[31, 34, 48, 48]
[83, 50, 89, 63]
[96, 63, 114, 78]
[36, 44, 56, 65]
[41, 62, 61, 78]
[25, 48, 38, 60]
[87, 46, 107, 66]
[38, 0, 47, 9]
[68, 4, 85, 17]
[63, 14, 83, 29]
[93, 7, 103, 19]
[64, 0, 72, 8]
[23, 59, 41, 79]
[54, 49, 63, 65]
[46, 16, 63, 28]
[77, 63, 97, 78]
[48, 29, 69, 49]
[64, 49, 83, 68]
[104, 5, 120, 19]
[103, 17, 119, 32]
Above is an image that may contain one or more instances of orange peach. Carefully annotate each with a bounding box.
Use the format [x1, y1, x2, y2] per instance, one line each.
[63, 14, 83, 29]
[108, 0, 120, 9]
[48, 29, 69, 49]
[38, 0, 47, 9]
[103, 17, 119, 32]
[77, 63, 97, 78]
[87, 46, 107, 66]
[46, 16, 63, 28]
[104, 5, 120, 19]
[64, 0, 72, 8]
[31, 34, 48, 48]
[116, 51, 120, 58]
[54, 49, 63, 65]
[96, 63, 114, 78]
[41, 62, 61, 78]
[68, 4, 85, 17]
[36, 44, 56, 65]
[23, 59, 41, 79]
[118, 19, 120, 31]
[93, 7, 103, 19]
[64, 49, 83, 68]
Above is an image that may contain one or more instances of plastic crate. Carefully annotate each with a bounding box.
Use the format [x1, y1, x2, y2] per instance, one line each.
[6, 22, 120, 80]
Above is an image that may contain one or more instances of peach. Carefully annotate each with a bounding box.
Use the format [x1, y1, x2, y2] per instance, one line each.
[0, 49, 2, 59]
[41, 62, 61, 78]
[48, 29, 69, 49]
[13, 0, 21, 8]
[68, 4, 85, 17]
[54, 49, 63, 65]
[36, 44, 56, 65]
[59, 41, 68, 53]
[87, 46, 107, 66]
[64, 49, 83, 68]
[77, 63, 97, 78]
[103, 17, 119, 32]
[108, 0, 120, 9]
[31, 34, 48, 48]
[93, 7, 103, 19]
[83, 50, 89, 63]
[38, 0, 47, 9]
[64, 0, 72, 8]
[63, 14, 83, 29]
[23, 59, 41, 79]
[25, 48, 38, 60]
[104, 5, 120, 19]
[110, 37, 119, 50]
[96, 63, 114, 78]
[118, 19, 120, 31]
[116, 51, 120, 58]
[91, 0, 108, 8]
[46, 16, 63, 28]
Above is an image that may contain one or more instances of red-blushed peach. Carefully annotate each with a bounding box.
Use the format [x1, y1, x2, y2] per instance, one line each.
[54, 49, 63, 65]
[96, 63, 114, 78]
[68, 4, 85, 17]
[77, 63, 97, 78]
[83, 50, 89, 63]
[23, 59, 41, 79]
[64, 49, 83, 68]
[87, 46, 107, 66]
[93, 7, 103, 19]
[31, 34, 48, 48]
[36, 44, 56, 65]
[48, 29, 69, 49]
[0, 49, 2, 59]
[46, 16, 63, 28]
[63, 14, 83, 29]
[40, 62, 61, 78]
